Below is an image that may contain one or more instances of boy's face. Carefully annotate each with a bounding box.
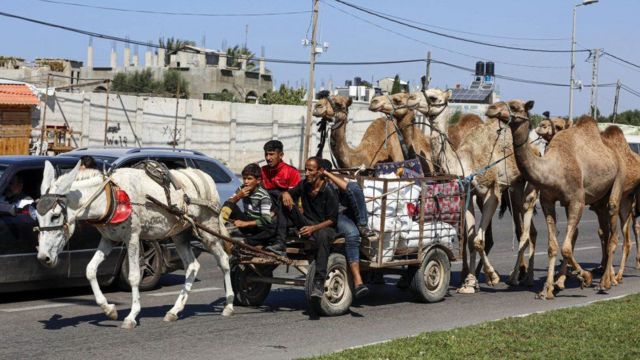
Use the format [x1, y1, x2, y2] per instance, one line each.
[242, 175, 260, 189]
[264, 150, 283, 168]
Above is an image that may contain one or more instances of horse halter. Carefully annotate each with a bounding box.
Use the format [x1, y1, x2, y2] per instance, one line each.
[33, 193, 69, 233]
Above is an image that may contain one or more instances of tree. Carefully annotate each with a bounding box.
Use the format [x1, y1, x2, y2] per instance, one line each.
[204, 91, 239, 102]
[109, 68, 187, 97]
[448, 110, 462, 125]
[158, 37, 196, 65]
[391, 74, 402, 94]
[163, 70, 189, 98]
[259, 84, 306, 105]
[608, 109, 640, 126]
[226, 45, 257, 70]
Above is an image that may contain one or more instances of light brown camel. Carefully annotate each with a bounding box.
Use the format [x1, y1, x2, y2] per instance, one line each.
[407, 89, 540, 291]
[448, 114, 484, 150]
[312, 92, 405, 168]
[501, 112, 626, 299]
[368, 92, 435, 173]
[537, 120, 640, 281]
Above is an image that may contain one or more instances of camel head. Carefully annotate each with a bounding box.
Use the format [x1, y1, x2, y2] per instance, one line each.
[313, 91, 351, 123]
[486, 99, 535, 125]
[407, 88, 452, 117]
[535, 117, 572, 142]
[369, 93, 411, 119]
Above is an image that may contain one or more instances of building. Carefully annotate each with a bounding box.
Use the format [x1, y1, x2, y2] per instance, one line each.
[0, 84, 39, 155]
[0, 44, 274, 103]
[447, 61, 500, 117]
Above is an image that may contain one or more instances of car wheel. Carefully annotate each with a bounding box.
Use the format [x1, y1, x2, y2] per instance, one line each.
[119, 241, 164, 291]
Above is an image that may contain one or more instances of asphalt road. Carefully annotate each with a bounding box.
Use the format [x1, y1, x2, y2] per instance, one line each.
[2, 208, 639, 360]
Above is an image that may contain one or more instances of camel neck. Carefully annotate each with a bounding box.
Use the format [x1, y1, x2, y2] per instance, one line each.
[330, 115, 357, 168]
[509, 120, 547, 186]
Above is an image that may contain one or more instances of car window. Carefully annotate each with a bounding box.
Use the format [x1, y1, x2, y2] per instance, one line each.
[194, 159, 232, 183]
[153, 157, 189, 170]
[6, 168, 43, 199]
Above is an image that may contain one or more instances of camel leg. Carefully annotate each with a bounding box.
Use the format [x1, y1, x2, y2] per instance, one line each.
[635, 216, 640, 270]
[457, 208, 478, 294]
[507, 184, 538, 287]
[615, 197, 633, 283]
[555, 206, 580, 290]
[474, 190, 501, 286]
[122, 233, 142, 329]
[86, 237, 118, 320]
[539, 199, 559, 300]
[561, 201, 593, 291]
[600, 185, 624, 291]
[522, 186, 538, 286]
[593, 204, 610, 275]
[164, 233, 200, 322]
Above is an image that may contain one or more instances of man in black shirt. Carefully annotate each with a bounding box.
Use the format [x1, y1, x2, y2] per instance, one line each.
[282, 156, 339, 298]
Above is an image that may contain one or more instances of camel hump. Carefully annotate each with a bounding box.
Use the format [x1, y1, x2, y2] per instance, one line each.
[457, 114, 483, 128]
[573, 115, 598, 128]
[601, 125, 625, 141]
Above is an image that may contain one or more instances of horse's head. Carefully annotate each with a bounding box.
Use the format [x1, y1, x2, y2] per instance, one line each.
[36, 160, 81, 268]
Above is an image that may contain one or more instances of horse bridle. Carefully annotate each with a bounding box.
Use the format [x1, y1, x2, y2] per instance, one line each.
[33, 193, 70, 233]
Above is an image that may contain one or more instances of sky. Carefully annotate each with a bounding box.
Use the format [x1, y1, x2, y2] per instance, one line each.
[2, 0, 640, 117]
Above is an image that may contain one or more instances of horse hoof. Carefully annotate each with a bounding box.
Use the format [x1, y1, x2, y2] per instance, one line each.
[105, 305, 118, 320]
[222, 307, 235, 317]
[121, 319, 137, 329]
[163, 313, 178, 322]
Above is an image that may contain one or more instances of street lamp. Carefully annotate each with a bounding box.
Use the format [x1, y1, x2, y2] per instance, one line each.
[569, 0, 598, 121]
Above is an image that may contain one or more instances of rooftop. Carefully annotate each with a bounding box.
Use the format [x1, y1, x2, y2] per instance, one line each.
[0, 84, 39, 106]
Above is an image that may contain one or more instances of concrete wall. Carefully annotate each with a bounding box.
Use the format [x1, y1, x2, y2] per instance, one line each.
[34, 93, 419, 172]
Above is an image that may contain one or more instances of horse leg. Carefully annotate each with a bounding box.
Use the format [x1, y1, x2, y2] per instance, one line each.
[475, 190, 500, 286]
[538, 198, 559, 300]
[122, 233, 142, 329]
[86, 237, 118, 320]
[164, 233, 200, 322]
[208, 240, 235, 316]
[615, 197, 633, 283]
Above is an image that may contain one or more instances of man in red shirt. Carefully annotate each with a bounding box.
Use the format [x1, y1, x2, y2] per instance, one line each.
[261, 140, 301, 253]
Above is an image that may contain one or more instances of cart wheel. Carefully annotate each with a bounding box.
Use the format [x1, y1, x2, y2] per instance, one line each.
[410, 248, 450, 303]
[231, 263, 273, 306]
[305, 253, 353, 316]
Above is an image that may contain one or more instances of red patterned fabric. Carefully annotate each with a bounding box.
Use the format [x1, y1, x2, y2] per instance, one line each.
[407, 180, 463, 225]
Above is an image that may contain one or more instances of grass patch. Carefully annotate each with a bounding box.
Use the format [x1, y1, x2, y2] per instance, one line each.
[311, 294, 640, 359]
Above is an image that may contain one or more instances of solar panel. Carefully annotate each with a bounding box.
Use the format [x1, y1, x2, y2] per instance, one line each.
[449, 88, 492, 102]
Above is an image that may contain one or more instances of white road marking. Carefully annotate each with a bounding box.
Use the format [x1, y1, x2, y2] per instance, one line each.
[0, 303, 72, 312]
[515, 245, 600, 257]
[147, 286, 222, 297]
[556, 219, 598, 224]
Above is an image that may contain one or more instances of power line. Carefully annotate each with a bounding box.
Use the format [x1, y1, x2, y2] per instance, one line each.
[35, 0, 310, 17]
[603, 51, 640, 70]
[334, 1, 568, 42]
[333, 0, 589, 54]
[322, 0, 567, 70]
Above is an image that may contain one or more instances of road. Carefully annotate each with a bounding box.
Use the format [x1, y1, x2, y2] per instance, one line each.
[1, 208, 639, 360]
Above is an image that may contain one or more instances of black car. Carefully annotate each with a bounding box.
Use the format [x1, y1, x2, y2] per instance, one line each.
[0, 148, 240, 293]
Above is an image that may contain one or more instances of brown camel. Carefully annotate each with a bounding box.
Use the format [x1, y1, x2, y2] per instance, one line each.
[368, 93, 435, 173]
[312, 93, 405, 168]
[448, 114, 484, 150]
[407, 89, 539, 291]
[501, 111, 626, 299]
[537, 120, 640, 281]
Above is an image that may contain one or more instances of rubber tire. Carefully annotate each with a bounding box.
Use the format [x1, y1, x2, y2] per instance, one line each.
[410, 248, 450, 303]
[119, 241, 163, 292]
[305, 253, 353, 316]
[230, 262, 273, 306]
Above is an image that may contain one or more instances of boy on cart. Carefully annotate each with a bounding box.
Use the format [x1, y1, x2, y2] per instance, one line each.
[221, 163, 277, 245]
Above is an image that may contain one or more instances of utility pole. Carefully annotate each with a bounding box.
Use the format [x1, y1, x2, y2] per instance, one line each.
[612, 79, 621, 123]
[302, 0, 319, 163]
[173, 80, 181, 148]
[39, 74, 51, 155]
[424, 51, 431, 90]
[589, 48, 600, 118]
[103, 81, 111, 146]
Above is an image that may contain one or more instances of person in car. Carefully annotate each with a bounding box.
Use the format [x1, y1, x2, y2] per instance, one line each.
[80, 155, 97, 170]
[221, 163, 276, 245]
[318, 159, 371, 299]
[281, 156, 338, 299]
[0, 174, 34, 214]
[260, 140, 301, 254]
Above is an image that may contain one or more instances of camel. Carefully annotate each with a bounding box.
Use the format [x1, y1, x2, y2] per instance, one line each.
[313, 91, 405, 168]
[535, 120, 640, 281]
[501, 111, 626, 299]
[535, 117, 572, 143]
[35, 161, 234, 328]
[368, 92, 435, 173]
[448, 114, 484, 150]
[406, 89, 540, 291]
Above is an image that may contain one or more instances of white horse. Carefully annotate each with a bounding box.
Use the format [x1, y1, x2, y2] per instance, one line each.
[35, 160, 234, 329]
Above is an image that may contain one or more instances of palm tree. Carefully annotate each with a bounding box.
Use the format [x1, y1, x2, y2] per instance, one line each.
[226, 45, 256, 71]
[158, 37, 196, 65]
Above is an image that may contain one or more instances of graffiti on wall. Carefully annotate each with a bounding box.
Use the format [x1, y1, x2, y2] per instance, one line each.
[162, 125, 182, 146]
[105, 122, 128, 147]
